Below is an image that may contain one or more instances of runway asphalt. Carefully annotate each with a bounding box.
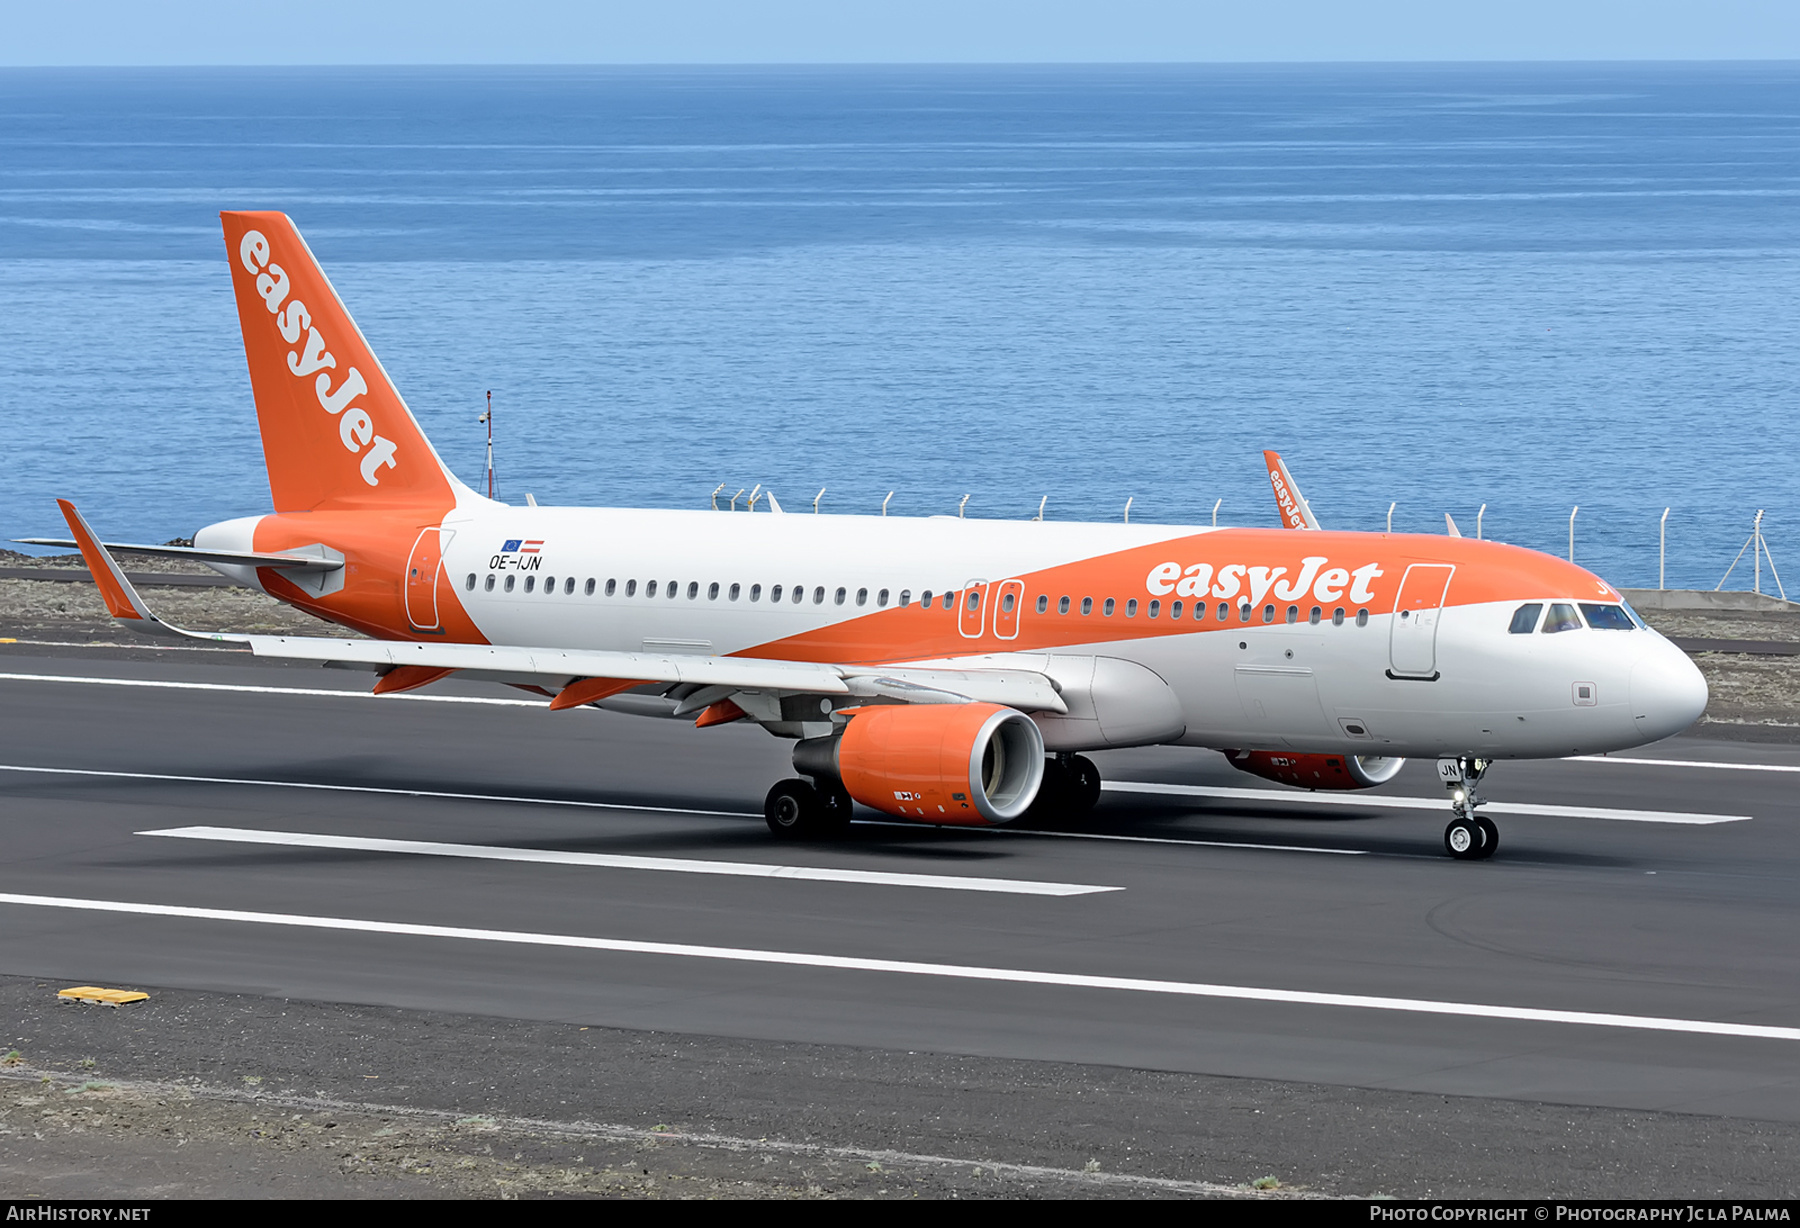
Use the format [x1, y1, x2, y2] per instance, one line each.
[2, 641, 1798, 1194]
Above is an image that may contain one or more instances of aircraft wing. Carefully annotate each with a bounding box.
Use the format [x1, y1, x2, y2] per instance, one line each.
[54, 500, 1066, 715]
[1263, 450, 1322, 530]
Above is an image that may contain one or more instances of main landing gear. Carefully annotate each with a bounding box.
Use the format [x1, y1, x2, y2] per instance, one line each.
[764, 777, 854, 839]
[1028, 753, 1102, 821]
[1438, 756, 1498, 861]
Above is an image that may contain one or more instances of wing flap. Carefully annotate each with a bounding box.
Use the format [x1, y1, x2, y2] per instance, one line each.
[245, 636, 854, 694]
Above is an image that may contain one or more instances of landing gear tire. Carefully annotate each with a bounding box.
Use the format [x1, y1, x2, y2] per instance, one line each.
[765, 778, 825, 840]
[1444, 817, 1486, 861]
[1064, 755, 1102, 815]
[1474, 815, 1499, 860]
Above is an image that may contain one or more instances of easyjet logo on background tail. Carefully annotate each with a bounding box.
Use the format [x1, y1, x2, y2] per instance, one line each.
[237, 229, 399, 487]
[1145, 556, 1383, 607]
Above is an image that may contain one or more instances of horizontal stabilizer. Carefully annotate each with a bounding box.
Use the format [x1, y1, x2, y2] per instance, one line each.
[15, 538, 343, 573]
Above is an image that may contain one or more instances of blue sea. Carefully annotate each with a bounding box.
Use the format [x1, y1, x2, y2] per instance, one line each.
[2, 64, 1797, 590]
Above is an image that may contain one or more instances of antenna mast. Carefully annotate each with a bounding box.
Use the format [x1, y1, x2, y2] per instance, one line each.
[479, 391, 496, 500]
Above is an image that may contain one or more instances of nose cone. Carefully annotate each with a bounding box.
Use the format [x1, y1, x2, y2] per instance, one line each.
[1629, 643, 1708, 742]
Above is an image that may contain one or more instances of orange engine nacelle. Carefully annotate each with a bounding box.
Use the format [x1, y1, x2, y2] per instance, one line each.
[1224, 750, 1406, 790]
[799, 703, 1046, 825]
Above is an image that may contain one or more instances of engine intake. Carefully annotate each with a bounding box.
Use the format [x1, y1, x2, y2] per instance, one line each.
[794, 703, 1045, 825]
[1224, 750, 1405, 790]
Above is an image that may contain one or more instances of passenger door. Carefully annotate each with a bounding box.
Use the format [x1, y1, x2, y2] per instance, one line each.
[1389, 563, 1454, 678]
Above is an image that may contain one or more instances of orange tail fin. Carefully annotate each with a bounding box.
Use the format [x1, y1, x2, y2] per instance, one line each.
[221, 211, 469, 514]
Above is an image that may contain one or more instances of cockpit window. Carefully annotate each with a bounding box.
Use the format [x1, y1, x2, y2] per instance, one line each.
[1541, 603, 1583, 634]
[1508, 603, 1543, 634]
[1580, 603, 1636, 631]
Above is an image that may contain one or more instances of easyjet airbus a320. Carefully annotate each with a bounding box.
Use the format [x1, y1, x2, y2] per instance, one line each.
[32, 212, 1709, 860]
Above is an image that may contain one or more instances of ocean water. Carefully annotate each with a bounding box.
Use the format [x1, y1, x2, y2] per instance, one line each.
[2, 64, 1797, 590]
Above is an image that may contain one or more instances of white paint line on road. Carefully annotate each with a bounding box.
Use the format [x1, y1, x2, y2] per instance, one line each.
[0, 763, 752, 819]
[0, 671, 545, 707]
[1104, 781, 1751, 825]
[1567, 755, 1800, 774]
[136, 826, 1121, 897]
[0, 764, 1364, 855]
[1, 891, 1796, 1043]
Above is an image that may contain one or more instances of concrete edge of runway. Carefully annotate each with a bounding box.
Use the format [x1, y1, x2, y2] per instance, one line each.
[3, 975, 1799, 1200]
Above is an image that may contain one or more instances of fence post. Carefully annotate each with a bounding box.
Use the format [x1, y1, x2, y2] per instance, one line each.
[1659, 508, 1669, 590]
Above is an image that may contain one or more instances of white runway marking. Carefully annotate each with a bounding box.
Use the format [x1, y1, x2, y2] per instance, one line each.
[1104, 781, 1751, 825]
[0, 764, 1363, 854]
[137, 826, 1121, 897]
[0, 763, 751, 818]
[1, 891, 1796, 1042]
[0, 671, 544, 707]
[1567, 754, 1800, 774]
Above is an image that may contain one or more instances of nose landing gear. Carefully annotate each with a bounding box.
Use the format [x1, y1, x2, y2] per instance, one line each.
[1438, 756, 1498, 860]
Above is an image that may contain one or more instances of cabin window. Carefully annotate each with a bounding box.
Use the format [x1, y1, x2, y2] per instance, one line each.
[624, 579, 636, 597]
[921, 590, 934, 608]
[942, 592, 954, 610]
[728, 583, 740, 601]
[877, 589, 889, 607]
[1058, 596, 1070, 614]
[565, 577, 575, 595]
[1543, 603, 1583, 634]
[505, 575, 516, 593]
[688, 581, 700, 600]
[604, 578, 616, 596]
[1103, 598, 1115, 616]
[1217, 602, 1229, 622]
[967, 590, 981, 612]
[834, 587, 846, 606]
[814, 586, 826, 605]
[543, 575, 554, 592]
[709, 582, 720, 600]
[1002, 591, 1015, 613]
[899, 589, 911, 607]
[584, 578, 595, 596]
[524, 576, 536, 593]
[769, 584, 782, 602]
[1509, 603, 1543, 634]
[668, 581, 679, 599]
[856, 587, 868, 606]
[646, 580, 658, 598]
[1036, 595, 1048, 613]
[1239, 603, 1252, 623]
[1356, 608, 1369, 627]
[1171, 600, 1183, 619]
[1081, 597, 1093, 615]
[1332, 607, 1344, 626]
[793, 585, 806, 604]
[483, 574, 495, 592]
[1147, 599, 1159, 618]
[1309, 606, 1321, 625]
[1263, 604, 1275, 623]
[750, 584, 761, 601]
[1286, 605, 1298, 624]
[464, 573, 476, 591]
